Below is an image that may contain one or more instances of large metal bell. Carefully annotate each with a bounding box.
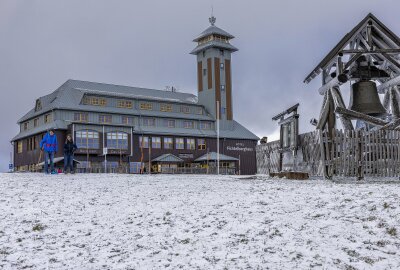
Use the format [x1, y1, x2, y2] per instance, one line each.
[348, 80, 387, 116]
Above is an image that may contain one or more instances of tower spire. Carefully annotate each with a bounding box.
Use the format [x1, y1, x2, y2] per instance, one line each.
[209, 6, 216, 26]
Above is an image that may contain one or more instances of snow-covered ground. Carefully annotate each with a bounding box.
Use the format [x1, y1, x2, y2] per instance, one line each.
[0, 173, 399, 270]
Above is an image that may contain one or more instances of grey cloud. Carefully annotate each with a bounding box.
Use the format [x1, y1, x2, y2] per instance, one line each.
[1, 0, 399, 171]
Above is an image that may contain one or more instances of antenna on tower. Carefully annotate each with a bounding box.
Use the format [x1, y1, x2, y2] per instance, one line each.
[209, 6, 216, 26]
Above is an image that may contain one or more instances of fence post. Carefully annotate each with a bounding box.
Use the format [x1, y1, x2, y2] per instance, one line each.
[356, 130, 364, 180]
[319, 130, 331, 180]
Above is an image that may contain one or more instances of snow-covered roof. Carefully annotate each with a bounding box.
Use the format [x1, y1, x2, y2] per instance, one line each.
[195, 152, 239, 162]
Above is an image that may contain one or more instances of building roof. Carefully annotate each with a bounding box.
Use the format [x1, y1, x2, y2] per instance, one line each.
[152, 153, 184, 163]
[194, 152, 239, 162]
[11, 120, 68, 141]
[304, 13, 400, 84]
[190, 41, 238, 55]
[134, 120, 259, 140]
[17, 79, 203, 123]
[193, 25, 235, 42]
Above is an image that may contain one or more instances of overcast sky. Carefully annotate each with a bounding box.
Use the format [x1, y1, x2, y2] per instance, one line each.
[1, 0, 399, 171]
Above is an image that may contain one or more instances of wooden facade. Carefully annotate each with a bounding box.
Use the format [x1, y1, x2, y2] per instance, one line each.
[15, 129, 257, 175]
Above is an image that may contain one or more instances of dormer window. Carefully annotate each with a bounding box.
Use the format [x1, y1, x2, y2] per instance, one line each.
[35, 100, 42, 112]
[83, 96, 107, 106]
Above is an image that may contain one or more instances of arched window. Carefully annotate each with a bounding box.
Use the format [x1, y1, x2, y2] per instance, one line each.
[76, 130, 99, 149]
[107, 132, 128, 150]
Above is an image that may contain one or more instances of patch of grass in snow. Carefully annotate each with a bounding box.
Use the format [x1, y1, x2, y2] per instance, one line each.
[344, 264, 358, 270]
[0, 248, 10, 255]
[377, 221, 387, 228]
[361, 256, 375, 265]
[178, 238, 190, 244]
[376, 240, 389, 247]
[343, 248, 360, 258]
[32, 223, 45, 232]
[386, 227, 397, 237]
[383, 202, 390, 209]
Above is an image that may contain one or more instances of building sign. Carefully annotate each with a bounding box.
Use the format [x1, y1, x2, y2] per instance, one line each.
[75, 149, 99, 154]
[179, 153, 194, 159]
[226, 143, 254, 152]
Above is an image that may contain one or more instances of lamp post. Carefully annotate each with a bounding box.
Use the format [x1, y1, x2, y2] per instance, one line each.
[217, 101, 220, 175]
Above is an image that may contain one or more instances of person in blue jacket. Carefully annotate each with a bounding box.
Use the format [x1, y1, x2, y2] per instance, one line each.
[40, 129, 58, 174]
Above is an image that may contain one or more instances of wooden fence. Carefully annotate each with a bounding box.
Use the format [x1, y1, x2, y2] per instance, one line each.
[257, 129, 400, 178]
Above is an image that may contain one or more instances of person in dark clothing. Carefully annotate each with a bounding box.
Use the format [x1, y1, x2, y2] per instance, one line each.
[40, 129, 58, 174]
[64, 134, 78, 174]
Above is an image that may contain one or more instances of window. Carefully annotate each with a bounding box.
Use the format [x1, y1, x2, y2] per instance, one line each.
[202, 51, 206, 57]
[27, 137, 37, 151]
[139, 136, 149, 148]
[186, 138, 195, 150]
[221, 85, 225, 91]
[221, 108, 226, 114]
[76, 130, 99, 149]
[180, 106, 190, 114]
[23, 122, 28, 131]
[198, 138, 206, 150]
[164, 137, 173, 149]
[84, 96, 107, 106]
[107, 132, 128, 150]
[99, 114, 112, 124]
[152, 137, 161, 149]
[33, 118, 39, 127]
[183, 121, 194, 129]
[220, 63, 224, 69]
[17, 141, 23, 153]
[163, 119, 175, 128]
[160, 104, 173, 112]
[196, 107, 203, 115]
[203, 69, 207, 76]
[140, 103, 153, 110]
[74, 112, 88, 122]
[220, 50, 224, 56]
[122, 116, 134, 125]
[200, 122, 212, 130]
[175, 138, 184, 149]
[143, 118, 155, 127]
[44, 114, 52, 123]
[117, 100, 133, 109]
[35, 100, 42, 111]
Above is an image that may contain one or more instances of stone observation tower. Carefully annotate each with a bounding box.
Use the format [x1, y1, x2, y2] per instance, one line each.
[190, 15, 238, 124]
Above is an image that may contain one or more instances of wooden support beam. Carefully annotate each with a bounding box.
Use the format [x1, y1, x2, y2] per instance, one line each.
[390, 86, 400, 118]
[381, 53, 400, 72]
[381, 118, 400, 130]
[317, 90, 332, 129]
[341, 49, 400, 54]
[335, 107, 389, 127]
[344, 52, 363, 69]
[317, 75, 348, 95]
[330, 87, 354, 131]
[383, 90, 391, 110]
[377, 75, 400, 93]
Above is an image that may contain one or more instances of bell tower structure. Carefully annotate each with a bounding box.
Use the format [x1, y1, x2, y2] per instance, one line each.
[190, 16, 238, 123]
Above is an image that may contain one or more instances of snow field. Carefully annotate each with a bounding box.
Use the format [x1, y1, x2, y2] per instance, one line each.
[0, 173, 399, 269]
